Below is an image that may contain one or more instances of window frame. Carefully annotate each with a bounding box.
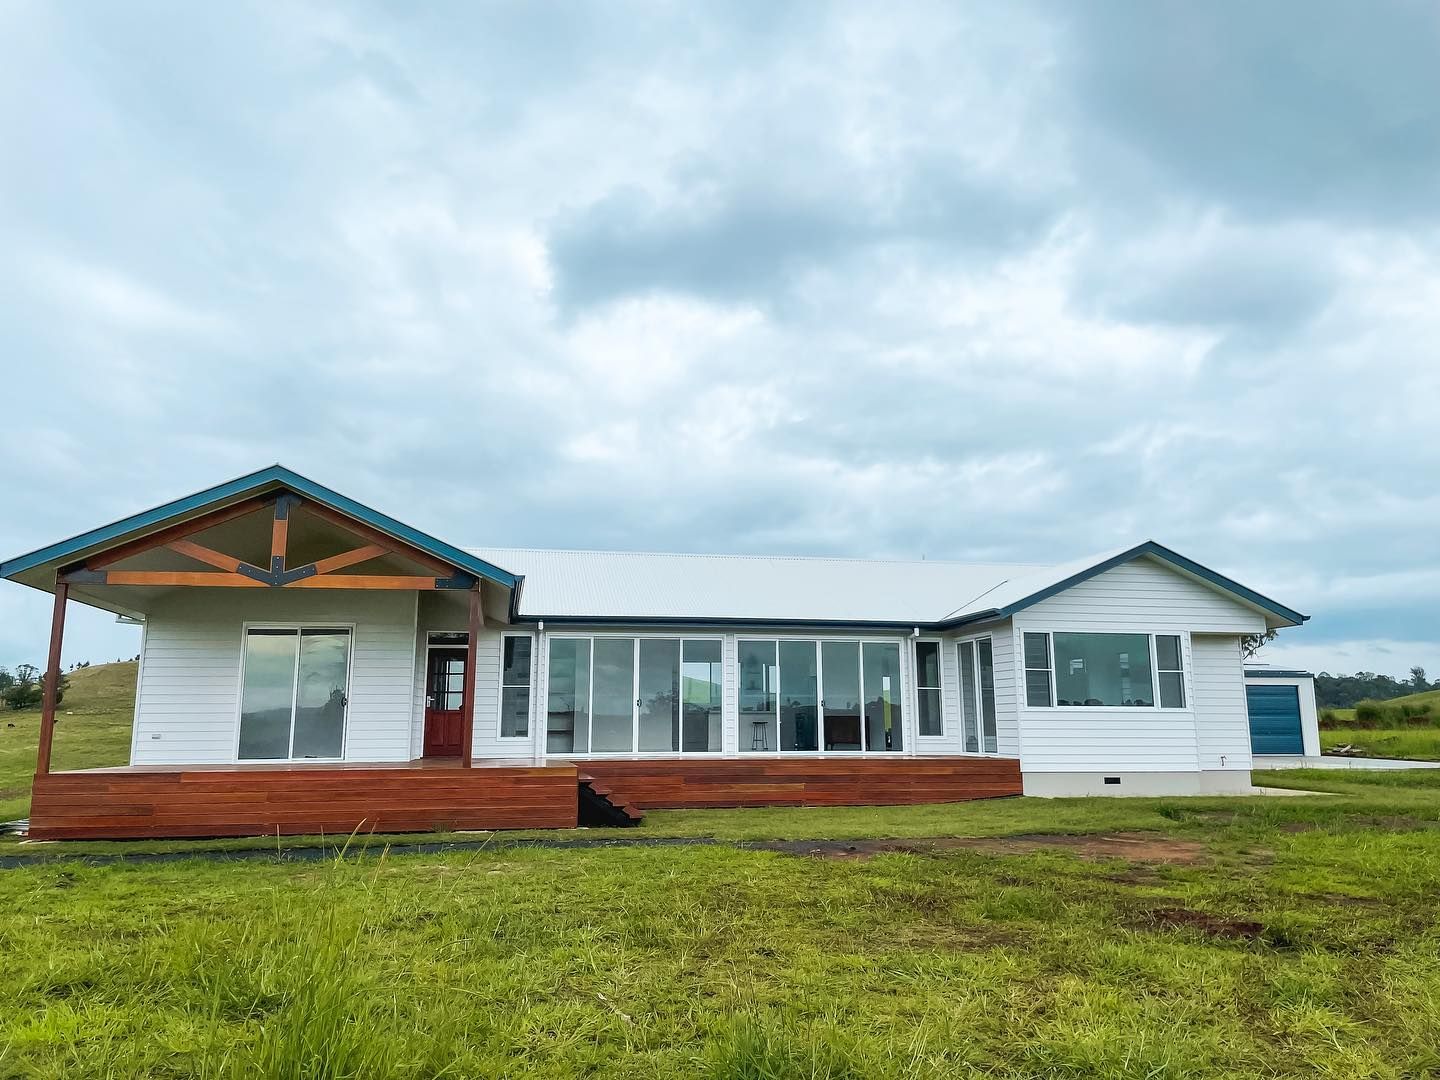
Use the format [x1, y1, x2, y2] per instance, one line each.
[498, 631, 535, 740]
[543, 632, 726, 757]
[955, 632, 999, 754]
[1020, 630, 1191, 711]
[913, 637, 945, 739]
[233, 622, 356, 764]
[736, 635, 908, 756]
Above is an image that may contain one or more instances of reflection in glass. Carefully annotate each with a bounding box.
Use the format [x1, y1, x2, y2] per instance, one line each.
[821, 641, 862, 751]
[863, 642, 903, 751]
[978, 638, 997, 753]
[915, 641, 942, 737]
[638, 638, 680, 752]
[958, 640, 979, 752]
[591, 638, 636, 752]
[292, 630, 349, 758]
[739, 640, 777, 752]
[681, 639, 723, 752]
[779, 640, 819, 751]
[1052, 632, 1154, 707]
[546, 638, 590, 753]
[239, 630, 300, 760]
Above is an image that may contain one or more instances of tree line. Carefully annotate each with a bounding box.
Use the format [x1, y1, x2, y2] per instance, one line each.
[1314, 667, 1430, 709]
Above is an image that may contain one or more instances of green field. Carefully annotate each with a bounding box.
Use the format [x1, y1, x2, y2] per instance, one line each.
[0, 661, 137, 821]
[6, 666, 1440, 1076]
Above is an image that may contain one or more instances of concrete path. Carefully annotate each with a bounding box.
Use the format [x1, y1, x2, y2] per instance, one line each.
[1254, 754, 1440, 770]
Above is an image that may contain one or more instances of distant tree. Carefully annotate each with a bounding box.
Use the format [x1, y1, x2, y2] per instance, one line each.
[2, 664, 66, 711]
[1412, 666, 1429, 692]
[1240, 631, 1277, 660]
[0, 666, 12, 693]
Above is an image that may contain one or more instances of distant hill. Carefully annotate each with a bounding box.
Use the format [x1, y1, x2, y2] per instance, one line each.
[0, 660, 136, 821]
[1314, 672, 1429, 709]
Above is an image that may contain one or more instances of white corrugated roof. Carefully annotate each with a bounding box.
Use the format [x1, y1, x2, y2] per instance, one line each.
[468, 545, 1136, 625]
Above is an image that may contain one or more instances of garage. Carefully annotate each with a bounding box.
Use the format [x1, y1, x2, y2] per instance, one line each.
[1245, 682, 1306, 756]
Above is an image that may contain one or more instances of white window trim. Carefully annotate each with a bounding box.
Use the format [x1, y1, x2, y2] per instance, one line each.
[913, 637, 945, 739]
[1021, 630, 1192, 712]
[954, 632, 1000, 755]
[233, 622, 356, 764]
[498, 631, 535, 741]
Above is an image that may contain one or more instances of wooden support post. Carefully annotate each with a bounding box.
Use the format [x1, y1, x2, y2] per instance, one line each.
[35, 581, 68, 776]
[460, 588, 482, 768]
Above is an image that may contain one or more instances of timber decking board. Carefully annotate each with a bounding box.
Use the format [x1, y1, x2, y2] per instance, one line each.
[565, 757, 1022, 810]
[29, 763, 580, 839]
[29, 756, 1021, 839]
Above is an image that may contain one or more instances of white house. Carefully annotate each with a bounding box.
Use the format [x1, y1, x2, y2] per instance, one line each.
[2, 465, 1309, 839]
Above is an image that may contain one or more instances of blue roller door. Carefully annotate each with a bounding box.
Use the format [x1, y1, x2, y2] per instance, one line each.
[1246, 684, 1303, 755]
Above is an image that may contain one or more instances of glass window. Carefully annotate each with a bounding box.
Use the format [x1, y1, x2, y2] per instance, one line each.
[590, 638, 636, 752]
[778, 640, 819, 752]
[1052, 632, 1154, 707]
[681, 640, 723, 752]
[958, 640, 979, 752]
[500, 636, 532, 738]
[739, 640, 778, 752]
[239, 629, 300, 760]
[239, 627, 350, 760]
[638, 638, 681, 752]
[1023, 633, 1053, 708]
[1156, 634, 1185, 709]
[862, 642, 904, 752]
[546, 638, 590, 753]
[821, 641, 862, 751]
[977, 638, 997, 753]
[915, 641, 942, 737]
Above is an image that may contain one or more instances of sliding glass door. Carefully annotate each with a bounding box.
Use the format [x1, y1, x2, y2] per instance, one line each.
[957, 637, 998, 753]
[547, 636, 722, 754]
[740, 639, 904, 753]
[238, 627, 351, 761]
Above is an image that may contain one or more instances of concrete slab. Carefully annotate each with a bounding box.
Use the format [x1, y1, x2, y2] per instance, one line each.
[1254, 754, 1440, 770]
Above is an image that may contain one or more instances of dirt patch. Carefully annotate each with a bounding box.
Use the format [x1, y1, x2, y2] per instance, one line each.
[1141, 906, 1265, 941]
[750, 832, 1212, 865]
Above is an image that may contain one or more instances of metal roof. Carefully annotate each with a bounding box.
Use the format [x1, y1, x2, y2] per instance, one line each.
[473, 540, 1309, 630]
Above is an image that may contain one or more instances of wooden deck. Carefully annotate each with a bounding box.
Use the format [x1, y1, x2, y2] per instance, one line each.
[27, 756, 1022, 840]
[573, 756, 1023, 810]
[28, 759, 580, 840]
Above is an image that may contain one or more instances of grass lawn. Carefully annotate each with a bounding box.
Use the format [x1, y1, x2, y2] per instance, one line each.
[7, 665, 1440, 1075]
[0, 661, 137, 822]
[1322, 726, 1440, 761]
[3, 770, 1440, 1077]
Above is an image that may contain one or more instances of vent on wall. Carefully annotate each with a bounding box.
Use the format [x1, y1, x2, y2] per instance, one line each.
[1102, 776, 1121, 785]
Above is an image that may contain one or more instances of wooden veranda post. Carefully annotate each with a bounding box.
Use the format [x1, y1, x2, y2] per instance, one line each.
[460, 587, 482, 768]
[34, 580, 68, 776]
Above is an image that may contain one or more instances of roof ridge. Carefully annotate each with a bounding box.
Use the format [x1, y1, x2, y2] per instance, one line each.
[467, 546, 1053, 569]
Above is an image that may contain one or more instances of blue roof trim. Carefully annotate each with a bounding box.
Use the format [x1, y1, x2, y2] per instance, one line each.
[0, 464, 518, 589]
[1243, 668, 1314, 679]
[952, 540, 1308, 628]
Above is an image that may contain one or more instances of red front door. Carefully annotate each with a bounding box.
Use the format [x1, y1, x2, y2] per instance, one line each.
[424, 647, 467, 757]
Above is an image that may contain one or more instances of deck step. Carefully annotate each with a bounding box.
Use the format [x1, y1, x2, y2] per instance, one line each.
[576, 773, 644, 827]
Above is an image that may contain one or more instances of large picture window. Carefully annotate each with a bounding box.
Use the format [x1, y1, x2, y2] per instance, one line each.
[238, 627, 351, 761]
[1022, 632, 1186, 709]
[740, 638, 904, 754]
[546, 636, 723, 754]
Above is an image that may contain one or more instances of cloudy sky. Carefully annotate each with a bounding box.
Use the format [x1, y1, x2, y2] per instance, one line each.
[1, 0, 1436, 677]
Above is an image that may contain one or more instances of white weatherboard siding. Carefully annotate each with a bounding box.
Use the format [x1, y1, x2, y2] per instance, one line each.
[1191, 635, 1253, 771]
[925, 621, 1018, 758]
[1012, 556, 1266, 775]
[132, 590, 418, 766]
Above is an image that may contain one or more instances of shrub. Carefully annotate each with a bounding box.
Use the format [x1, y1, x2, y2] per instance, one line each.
[1319, 709, 1342, 730]
[1353, 701, 1386, 728]
[1399, 702, 1435, 726]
